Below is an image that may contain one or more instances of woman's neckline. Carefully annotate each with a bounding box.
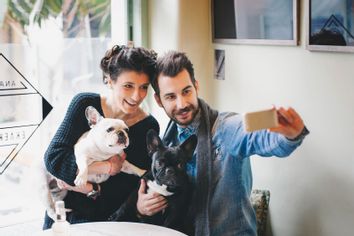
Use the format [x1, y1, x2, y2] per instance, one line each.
[99, 94, 149, 127]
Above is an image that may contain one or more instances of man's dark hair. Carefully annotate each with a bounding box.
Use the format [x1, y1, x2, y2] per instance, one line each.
[151, 51, 195, 96]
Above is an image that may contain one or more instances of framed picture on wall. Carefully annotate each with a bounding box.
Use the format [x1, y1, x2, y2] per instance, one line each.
[212, 0, 298, 46]
[306, 0, 354, 52]
[214, 49, 225, 80]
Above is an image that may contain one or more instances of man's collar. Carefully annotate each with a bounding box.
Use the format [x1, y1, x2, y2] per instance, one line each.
[177, 109, 201, 135]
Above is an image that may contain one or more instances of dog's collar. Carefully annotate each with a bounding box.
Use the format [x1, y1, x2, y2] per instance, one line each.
[147, 180, 174, 196]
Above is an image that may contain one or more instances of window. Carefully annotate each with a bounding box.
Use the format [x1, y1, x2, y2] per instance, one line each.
[0, 0, 146, 232]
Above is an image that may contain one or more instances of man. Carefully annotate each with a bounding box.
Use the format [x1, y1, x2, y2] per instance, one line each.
[145, 51, 308, 235]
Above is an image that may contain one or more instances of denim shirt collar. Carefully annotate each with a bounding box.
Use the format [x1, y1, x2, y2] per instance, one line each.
[177, 109, 201, 142]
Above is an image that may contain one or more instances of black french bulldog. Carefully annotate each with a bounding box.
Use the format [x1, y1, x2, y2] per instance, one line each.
[108, 129, 197, 232]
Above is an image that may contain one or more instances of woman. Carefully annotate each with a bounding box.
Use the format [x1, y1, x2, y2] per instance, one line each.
[43, 45, 163, 229]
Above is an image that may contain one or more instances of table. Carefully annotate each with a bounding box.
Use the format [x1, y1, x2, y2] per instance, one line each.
[40, 221, 187, 236]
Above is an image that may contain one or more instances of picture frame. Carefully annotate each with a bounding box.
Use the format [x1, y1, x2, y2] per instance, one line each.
[212, 0, 298, 46]
[214, 49, 225, 80]
[306, 0, 354, 52]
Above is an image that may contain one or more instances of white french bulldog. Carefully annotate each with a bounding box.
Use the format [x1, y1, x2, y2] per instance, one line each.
[73, 106, 145, 186]
[43, 106, 145, 220]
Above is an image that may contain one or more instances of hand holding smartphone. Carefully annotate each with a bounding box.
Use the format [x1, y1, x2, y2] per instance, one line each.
[243, 108, 278, 132]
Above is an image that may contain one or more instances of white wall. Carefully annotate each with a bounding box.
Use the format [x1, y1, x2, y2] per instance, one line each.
[148, 0, 214, 132]
[148, 0, 180, 132]
[149, 0, 354, 235]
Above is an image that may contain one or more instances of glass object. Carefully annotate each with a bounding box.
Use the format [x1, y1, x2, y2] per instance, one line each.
[52, 201, 70, 235]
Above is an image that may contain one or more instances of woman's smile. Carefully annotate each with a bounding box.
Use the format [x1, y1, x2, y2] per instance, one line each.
[124, 99, 139, 107]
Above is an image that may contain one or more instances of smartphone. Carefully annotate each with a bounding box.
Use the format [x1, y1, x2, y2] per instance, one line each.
[243, 108, 279, 132]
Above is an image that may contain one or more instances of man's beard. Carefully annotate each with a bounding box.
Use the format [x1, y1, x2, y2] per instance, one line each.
[171, 105, 198, 126]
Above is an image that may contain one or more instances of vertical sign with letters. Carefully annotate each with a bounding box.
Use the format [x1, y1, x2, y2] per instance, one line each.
[0, 53, 52, 174]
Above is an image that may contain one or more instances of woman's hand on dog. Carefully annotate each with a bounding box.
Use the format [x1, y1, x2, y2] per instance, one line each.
[107, 152, 127, 176]
[86, 152, 126, 176]
[136, 179, 168, 216]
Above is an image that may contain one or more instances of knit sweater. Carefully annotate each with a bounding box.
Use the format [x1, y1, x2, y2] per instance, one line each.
[43, 92, 159, 228]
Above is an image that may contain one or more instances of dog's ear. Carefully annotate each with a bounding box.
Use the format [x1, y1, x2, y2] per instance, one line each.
[85, 106, 103, 128]
[180, 135, 197, 162]
[146, 129, 163, 156]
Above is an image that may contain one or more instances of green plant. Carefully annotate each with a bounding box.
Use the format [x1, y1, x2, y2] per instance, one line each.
[5, 0, 111, 37]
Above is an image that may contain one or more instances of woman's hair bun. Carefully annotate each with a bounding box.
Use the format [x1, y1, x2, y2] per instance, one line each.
[100, 45, 125, 74]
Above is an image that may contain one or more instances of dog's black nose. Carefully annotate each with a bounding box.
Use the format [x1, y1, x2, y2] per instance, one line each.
[117, 131, 126, 143]
[117, 131, 125, 137]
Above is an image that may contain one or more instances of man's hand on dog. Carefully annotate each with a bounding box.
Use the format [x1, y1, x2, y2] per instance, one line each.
[136, 179, 168, 216]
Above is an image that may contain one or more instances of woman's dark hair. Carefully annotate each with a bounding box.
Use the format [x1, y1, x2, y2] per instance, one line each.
[100, 45, 157, 84]
[151, 51, 195, 96]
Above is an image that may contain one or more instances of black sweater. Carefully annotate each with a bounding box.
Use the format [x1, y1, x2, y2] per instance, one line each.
[44, 92, 159, 225]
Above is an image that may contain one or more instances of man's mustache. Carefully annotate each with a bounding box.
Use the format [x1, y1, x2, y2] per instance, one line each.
[176, 106, 192, 115]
